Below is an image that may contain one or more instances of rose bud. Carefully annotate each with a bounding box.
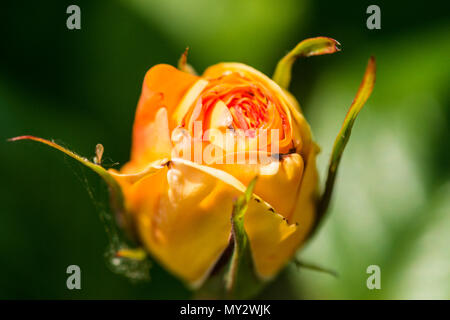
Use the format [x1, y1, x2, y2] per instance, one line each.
[11, 37, 375, 297]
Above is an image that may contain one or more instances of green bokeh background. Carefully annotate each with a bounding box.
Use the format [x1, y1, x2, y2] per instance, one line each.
[1, 0, 448, 299]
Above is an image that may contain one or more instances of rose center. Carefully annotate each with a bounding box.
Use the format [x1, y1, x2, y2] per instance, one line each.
[201, 73, 285, 133]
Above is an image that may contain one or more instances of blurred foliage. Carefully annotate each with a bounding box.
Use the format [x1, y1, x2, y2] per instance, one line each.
[0, 0, 448, 299]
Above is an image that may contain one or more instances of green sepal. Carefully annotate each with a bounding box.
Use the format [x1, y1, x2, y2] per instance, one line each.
[272, 37, 341, 89]
[9, 136, 156, 280]
[9, 136, 142, 249]
[294, 259, 338, 277]
[315, 57, 376, 231]
[224, 177, 266, 299]
[194, 177, 266, 299]
[9, 136, 133, 233]
[178, 47, 198, 75]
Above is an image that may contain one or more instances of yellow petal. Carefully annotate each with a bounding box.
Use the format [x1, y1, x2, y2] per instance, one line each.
[291, 143, 320, 233]
[244, 198, 298, 279]
[125, 160, 237, 287]
[208, 100, 233, 129]
[211, 153, 304, 219]
[120, 157, 306, 285]
[169, 159, 304, 281]
[172, 79, 209, 125]
[249, 144, 319, 279]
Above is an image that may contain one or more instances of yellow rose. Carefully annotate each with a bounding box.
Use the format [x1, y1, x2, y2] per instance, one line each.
[11, 37, 375, 293]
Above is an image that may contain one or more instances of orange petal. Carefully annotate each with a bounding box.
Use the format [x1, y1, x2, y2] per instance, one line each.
[203, 63, 313, 155]
[128, 107, 172, 172]
[130, 64, 199, 165]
